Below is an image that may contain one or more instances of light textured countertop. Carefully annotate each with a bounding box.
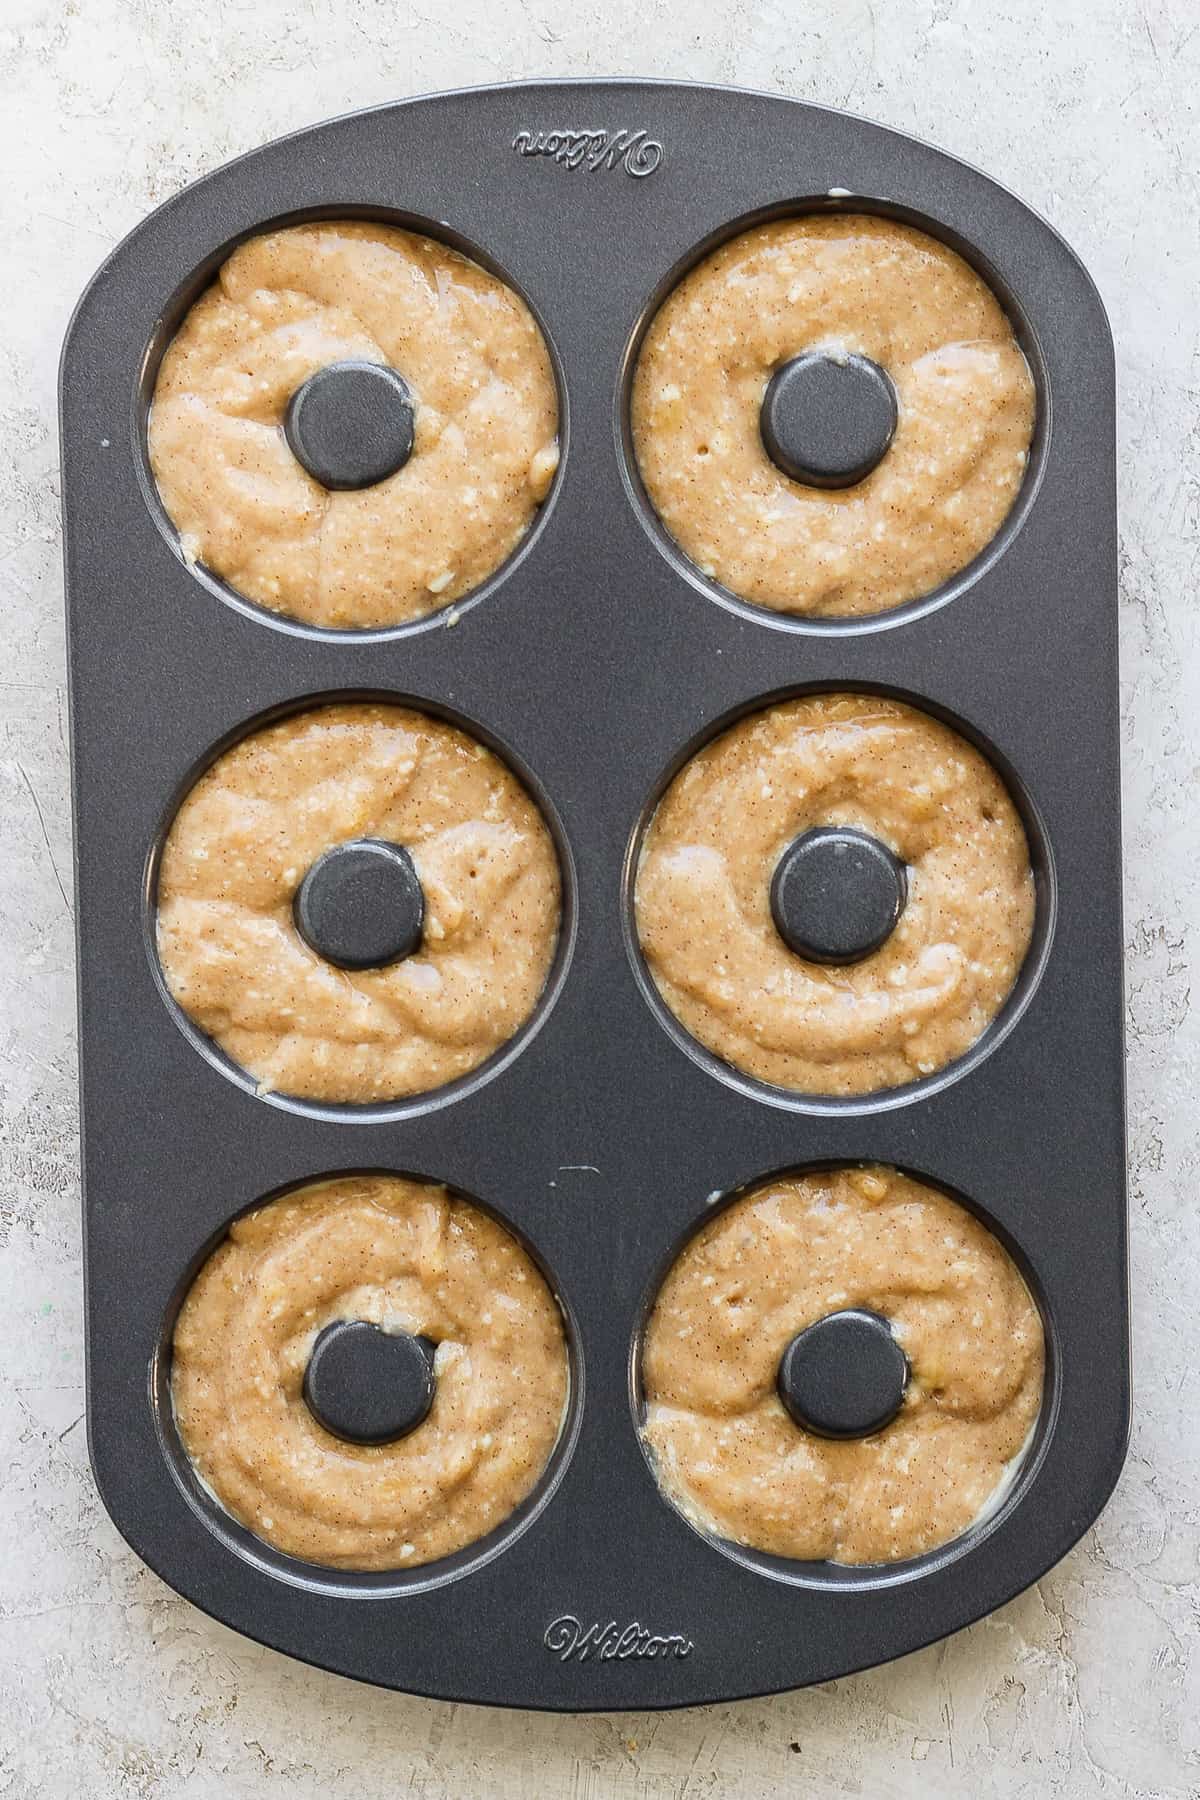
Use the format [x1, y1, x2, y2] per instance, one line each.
[1, 1, 1195, 1794]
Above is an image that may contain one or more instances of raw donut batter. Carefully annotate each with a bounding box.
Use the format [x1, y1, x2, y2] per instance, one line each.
[149, 220, 559, 628]
[173, 1175, 569, 1570]
[157, 702, 560, 1103]
[634, 693, 1035, 1096]
[641, 1165, 1044, 1565]
[631, 213, 1035, 616]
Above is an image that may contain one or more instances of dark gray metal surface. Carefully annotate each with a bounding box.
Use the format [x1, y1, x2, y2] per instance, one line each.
[294, 838, 426, 969]
[285, 360, 416, 491]
[304, 1321, 438, 1446]
[770, 825, 908, 964]
[777, 1310, 910, 1440]
[59, 79, 1126, 1711]
[760, 351, 899, 488]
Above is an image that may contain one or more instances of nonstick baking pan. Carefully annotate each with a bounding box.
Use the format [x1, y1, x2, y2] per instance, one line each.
[60, 78, 1127, 1710]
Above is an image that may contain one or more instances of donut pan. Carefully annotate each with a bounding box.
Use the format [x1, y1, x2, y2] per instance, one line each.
[60, 79, 1127, 1710]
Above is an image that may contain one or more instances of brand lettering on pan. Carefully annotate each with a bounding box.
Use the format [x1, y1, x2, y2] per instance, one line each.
[543, 1615, 694, 1662]
[511, 127, 664, 178]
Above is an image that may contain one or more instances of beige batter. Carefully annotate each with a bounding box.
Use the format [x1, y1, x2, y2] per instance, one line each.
[173, 1175, 569, 1570]
[631, 214, 1035, 617]
[149, 220, 559, 629]
[641, 1165, 1043, 1565]
[635, 693, 1034, 1096]
[157, 702, 560, 1104]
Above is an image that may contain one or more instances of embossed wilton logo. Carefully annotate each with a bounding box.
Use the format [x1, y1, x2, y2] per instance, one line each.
[512, 128, 664, 178]
[544, 1615, 694, 1662]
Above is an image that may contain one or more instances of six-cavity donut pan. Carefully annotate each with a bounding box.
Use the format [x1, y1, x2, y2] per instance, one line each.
[60, 80, 1127, 1711]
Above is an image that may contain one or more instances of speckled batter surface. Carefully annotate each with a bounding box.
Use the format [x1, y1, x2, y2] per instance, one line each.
[172, 1175, 568, 1570]
[641, 1165, 1044, 1565]
[631, 213, 1035, 616]
[635, 693, 1035, 1096]
[156, 702, 560, 1103]
[149, 220, 559, 628]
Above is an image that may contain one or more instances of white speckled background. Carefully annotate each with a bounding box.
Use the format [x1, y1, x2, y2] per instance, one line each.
[1, 0, 1194, 1792]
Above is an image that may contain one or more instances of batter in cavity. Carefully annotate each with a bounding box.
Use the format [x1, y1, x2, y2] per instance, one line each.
[173, 1175, 569, 1570]
[634, 694, 1034, 1097]
[631, 213, 1035, 617]
[149, 220, 559, 629]
[157, 702, 560, 1103]
[641, 1165, 1044, 1565]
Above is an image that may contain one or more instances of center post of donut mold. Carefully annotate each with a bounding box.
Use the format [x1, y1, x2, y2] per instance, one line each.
[284, 360, 416, 492]
[769, 826, 908, 966]
[293, 838, 426, 971]
[760, 351, 899, 489]
[776, 1309, 910, 1439]
[303, 1320, 437, 1446]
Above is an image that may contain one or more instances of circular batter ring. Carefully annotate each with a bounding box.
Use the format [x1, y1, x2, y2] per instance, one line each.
[640, 1166, 1044, 1566]
[172, 1175, 570, 1572]
[148, 219, 560, 629]
[634, 693, 1035, 1097]
[156, 702, 562, 1105]
[631, 212, 1035, 617]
